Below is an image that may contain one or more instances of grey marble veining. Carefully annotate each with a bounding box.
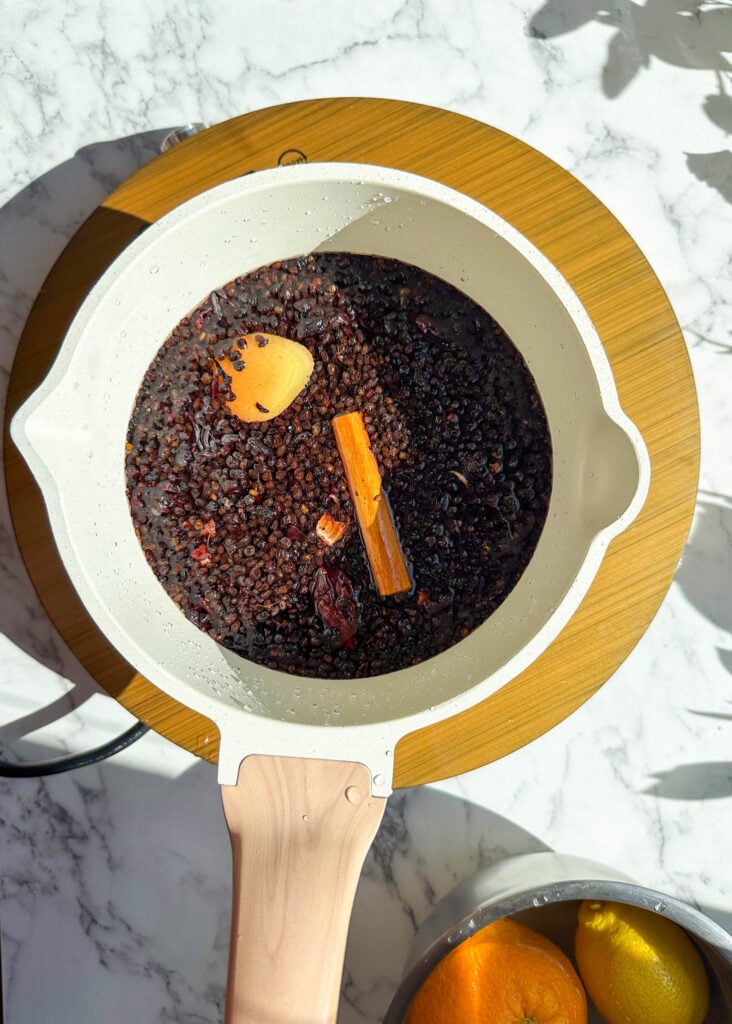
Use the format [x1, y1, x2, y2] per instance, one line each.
[0, 1, 730, 1021]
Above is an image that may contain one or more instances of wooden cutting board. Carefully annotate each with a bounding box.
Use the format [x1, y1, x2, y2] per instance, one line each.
[4, 98, 699, 787]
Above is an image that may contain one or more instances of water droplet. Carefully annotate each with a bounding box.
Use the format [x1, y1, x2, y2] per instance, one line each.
[149, 265, 159, 275]
[302, 814, 309, 822]
[345, 786, 363, 805]
[373, 773, 386, 787]
[383, 196, 394, 204]
[654, 901, 666, 913]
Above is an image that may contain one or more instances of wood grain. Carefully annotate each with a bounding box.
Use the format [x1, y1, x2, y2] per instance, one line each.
[220, 756, 386, 1024]
[333, 410, 412, 597]
[3, 98, 699, 786]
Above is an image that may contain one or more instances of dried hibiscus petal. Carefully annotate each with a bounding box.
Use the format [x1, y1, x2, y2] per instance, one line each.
[310, 564, 358, 649]
[192, 544, 212, 566]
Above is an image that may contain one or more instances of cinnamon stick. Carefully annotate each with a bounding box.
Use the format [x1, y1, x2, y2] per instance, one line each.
[332, 411, 412, 597]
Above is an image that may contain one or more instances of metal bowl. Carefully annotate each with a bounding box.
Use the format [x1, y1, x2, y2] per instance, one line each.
[384, 852, 732, 1024]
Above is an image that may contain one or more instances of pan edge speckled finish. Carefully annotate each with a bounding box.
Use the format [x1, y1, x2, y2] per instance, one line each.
[11, 163, 650, 792]
[384, 852, 732, 1023]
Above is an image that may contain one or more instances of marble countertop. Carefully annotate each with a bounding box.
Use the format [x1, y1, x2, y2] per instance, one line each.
[1, 2, 730, 1021]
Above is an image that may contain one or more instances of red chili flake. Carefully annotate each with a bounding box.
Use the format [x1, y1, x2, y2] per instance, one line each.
[310, 564, 358, 648]
[417, 590, 430, 606]
[191, 544, 211, 566]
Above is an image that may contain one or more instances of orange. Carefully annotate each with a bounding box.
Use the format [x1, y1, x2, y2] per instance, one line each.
[218, 332, 313, 422]
[575, 900, 710, 1024]
[405, 917, 587, 1024]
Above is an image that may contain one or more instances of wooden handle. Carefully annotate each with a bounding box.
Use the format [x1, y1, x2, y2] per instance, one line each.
[220, 755, 387, 1024]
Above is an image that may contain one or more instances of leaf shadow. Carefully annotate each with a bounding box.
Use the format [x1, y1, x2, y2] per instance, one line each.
[685, 149, 732, 202]
[529, 0, 732, 81]
[527, 1, 732, 200]
[718, 649, 732, 673]
[675, 497, 732, 636]
[643, 761, 732, 799]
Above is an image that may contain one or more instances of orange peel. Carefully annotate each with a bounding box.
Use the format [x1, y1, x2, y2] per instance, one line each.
[218, 332, 313, 423]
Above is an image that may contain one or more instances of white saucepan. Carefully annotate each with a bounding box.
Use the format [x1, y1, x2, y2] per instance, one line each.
[11, 164, 649, 1023]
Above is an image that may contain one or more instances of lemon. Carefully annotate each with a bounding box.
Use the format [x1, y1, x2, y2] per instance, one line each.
[575, 900, 710, 1024]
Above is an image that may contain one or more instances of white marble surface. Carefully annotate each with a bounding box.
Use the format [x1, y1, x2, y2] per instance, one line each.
[1, 2, 731, 1021]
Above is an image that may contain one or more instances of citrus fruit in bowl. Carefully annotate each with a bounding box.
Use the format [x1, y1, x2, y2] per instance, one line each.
[384, 853, 732, 1024]
[575, 900, 710, 1024]
[401, 906, 713, 1024]
[405, 917, 587, 1024]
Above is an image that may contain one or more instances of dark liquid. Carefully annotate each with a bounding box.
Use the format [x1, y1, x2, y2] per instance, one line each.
[125, 254, 552, 678]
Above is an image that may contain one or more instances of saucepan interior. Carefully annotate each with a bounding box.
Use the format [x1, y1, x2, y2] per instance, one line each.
[12, 164, 649, 782]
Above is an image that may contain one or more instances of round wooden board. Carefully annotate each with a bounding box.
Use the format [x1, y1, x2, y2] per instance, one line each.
[4, 98, 699, 788]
